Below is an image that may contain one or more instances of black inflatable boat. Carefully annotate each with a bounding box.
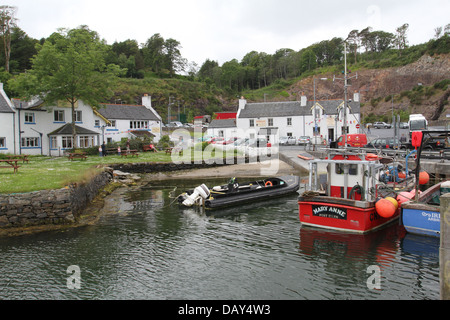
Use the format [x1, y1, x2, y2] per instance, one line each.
[178, 176, 300, 209]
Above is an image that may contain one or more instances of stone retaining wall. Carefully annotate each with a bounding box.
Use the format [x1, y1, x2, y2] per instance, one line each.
[0, 170, 113, 229]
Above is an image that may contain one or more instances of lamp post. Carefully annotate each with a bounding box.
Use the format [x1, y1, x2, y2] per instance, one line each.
[313, 77, 327, 150]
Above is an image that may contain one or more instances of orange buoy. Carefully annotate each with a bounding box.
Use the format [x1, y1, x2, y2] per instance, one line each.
[375, 198, 396, 218]
[419, 171, 429, 185]
[385, 197, 399, 210]
[398, 172, 406, 179]
[265, 181, 273, 187]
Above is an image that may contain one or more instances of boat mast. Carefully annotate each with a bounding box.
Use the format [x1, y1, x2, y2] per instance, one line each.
[344, 42, 348, 148]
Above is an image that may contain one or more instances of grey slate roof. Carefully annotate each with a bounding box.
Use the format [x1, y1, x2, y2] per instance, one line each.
[238, 100, 360, 118]
[96, 104, 160, 121]
[0, 92, 14, 113]
[209, 119, 237, 128]
[48, 124, 99, 136]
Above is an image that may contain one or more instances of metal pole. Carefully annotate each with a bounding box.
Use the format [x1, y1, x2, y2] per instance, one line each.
[344, 42, 348, 148]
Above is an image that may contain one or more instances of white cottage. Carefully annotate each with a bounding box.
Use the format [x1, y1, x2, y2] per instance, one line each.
[0, 84, 16, 154]
[236, 96, 361, 144]
[95, 95, 162, 145]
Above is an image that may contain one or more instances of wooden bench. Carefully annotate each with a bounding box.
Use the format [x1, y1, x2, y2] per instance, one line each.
[67, 153, 88, 161]
[0, 159, 21, 173]
[121, 150, 140, 158]
[165, 148, 173, 154]
[6, 155, 29, 164]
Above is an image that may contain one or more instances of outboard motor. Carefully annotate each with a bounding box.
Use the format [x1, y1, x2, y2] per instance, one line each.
[182, 184, 210, 207]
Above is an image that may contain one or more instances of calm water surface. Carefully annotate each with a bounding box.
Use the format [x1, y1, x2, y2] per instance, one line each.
[0, 177, 440, 300]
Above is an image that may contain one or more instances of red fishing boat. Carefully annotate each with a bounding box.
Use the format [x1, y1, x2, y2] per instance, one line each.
[298, 149, 414, 234]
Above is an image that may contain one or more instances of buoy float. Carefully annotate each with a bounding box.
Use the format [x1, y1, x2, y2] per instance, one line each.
[398, 171, 406, 179]
[265, 181, 273, 187]
[419, 171, 430, 185]
[397, 192, 413, 205]
[385, 197, 399, 210]
[375, 198, 396, 218]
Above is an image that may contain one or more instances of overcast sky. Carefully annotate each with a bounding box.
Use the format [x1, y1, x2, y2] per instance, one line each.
[5, 0, 450, 66]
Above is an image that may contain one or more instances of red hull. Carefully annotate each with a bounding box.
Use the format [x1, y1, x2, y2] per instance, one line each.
[299, 199, 400, 234]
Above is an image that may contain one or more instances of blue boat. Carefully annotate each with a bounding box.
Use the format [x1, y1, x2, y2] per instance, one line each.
[401, 181, 449, 237]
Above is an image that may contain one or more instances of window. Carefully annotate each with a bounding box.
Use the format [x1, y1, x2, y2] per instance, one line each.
[54, 110, 65, 122]
[94, 120, 100, 127]
[51, 137, 58, 149]
[0, 137, 5, 148]
[24, 112, 35, 124]
[268, 118, 273, 126]
[335, 163, 358, 175]
[79, 136, 94, 148]
[62, 136, 73, 149]
[287, 118, 292, 126]
[21, 137, 39, 148]
[249, 119, 255, 127]
[75, 111, 82, 122]
[287, 133, 293, 137]
[107, 120, 116, 128]
[130, 121, 147, 129]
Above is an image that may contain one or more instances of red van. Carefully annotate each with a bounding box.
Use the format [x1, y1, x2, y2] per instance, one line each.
[336, 134, 368, 148]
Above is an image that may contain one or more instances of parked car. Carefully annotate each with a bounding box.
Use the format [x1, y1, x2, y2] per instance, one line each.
[373, 122, 392, 129]
[399, 122, 409, 129]
[207, 137, 225, 144]
[279, 136, 297, 145]
[248, 138, 269, 148]
[297, 136, 311, 145]
[233, 138, 249, 146]
[365, 138, 401, 149]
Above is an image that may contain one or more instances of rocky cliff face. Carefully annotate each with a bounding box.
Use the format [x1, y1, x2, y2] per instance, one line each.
[288, 54, 450, 121]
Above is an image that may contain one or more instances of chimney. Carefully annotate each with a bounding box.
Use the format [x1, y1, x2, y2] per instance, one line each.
[142, 94, 152, 109]
[300, 93, 307, 107]
[239, 96, 247, 110]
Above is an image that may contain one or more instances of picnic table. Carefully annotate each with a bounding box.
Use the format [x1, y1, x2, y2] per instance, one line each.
[67, 152, 88, 161]
[121, 150, 140, 158]
[0, 159, 21, 173]
[143, 144, 158, 152]
[6, 154, 29, 164]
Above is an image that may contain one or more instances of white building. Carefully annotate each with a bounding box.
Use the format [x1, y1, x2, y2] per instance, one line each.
[0, 84, 162, 156]
[236, 95, 361, 144]
[206, 119, 237, 138]
[95, 95, 162, 145]
[0, 84, 15, 154]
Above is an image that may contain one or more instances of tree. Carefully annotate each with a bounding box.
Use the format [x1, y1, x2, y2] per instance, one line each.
[9, 26, 122, 148]
[0, 5, 17, 72]
[394, 23, 409, 56]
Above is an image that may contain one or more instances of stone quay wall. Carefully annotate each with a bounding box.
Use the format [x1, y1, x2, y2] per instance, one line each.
[0, 170, 113, 229]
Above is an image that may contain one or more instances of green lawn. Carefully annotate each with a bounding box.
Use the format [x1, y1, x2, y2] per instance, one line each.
[0, 152, 174, 194]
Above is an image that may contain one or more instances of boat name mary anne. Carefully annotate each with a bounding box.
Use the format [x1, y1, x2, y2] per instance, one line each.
[312, 205, 347, 220]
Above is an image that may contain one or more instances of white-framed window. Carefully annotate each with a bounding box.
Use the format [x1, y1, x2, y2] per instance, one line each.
[24, 112, 35, 124]
[107, 120, 117, 128]
[75, 111, 82, 122]
[249, 119, 255, 127]
[94, 120, 100, 127]
[54, 110, 65, 122]
[268, 118, 273, 126]
[79, 136, 94, 148]
[21, 137, 39, 148]
[130, 121, 148, 129]
[62, 136, 73, 149]
[287, 118, 292, 126]
[0, 137, 6, 148]
[50, 137, 58, 149]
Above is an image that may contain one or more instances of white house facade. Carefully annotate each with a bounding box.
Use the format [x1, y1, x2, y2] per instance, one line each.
[0, 84, 162, 156]
[236, 96, 361, 144]
[0, 84, 15, 154]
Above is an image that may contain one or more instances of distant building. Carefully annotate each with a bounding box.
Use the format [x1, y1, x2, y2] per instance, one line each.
[236, 96, 361, 143]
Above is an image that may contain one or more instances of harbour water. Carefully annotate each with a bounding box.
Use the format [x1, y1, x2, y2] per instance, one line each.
[0, 177, 440, 300]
